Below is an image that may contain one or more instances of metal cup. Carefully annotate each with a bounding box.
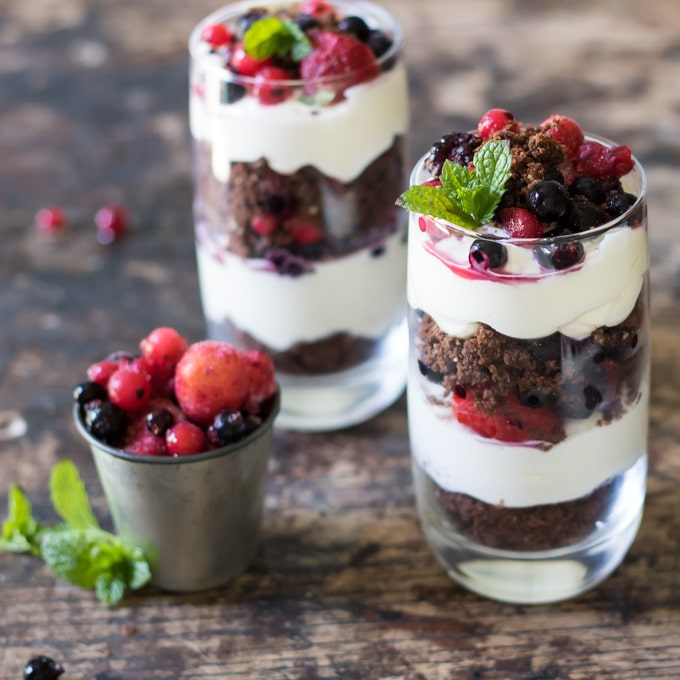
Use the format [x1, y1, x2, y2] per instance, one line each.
[73, 395, 278, 592]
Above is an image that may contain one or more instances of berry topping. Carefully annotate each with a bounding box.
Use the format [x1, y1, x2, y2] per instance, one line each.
[527, 180, 572, 223]
[95, 205, 128, 244]
[569, 175, 606, 204]
[34, 207, 67, 233]
[174, 340, 250, 424]
[289, 219, 322, 245]
[477, 108, 519, 141]
[83, 400, 127, 445]
[265, 248, 314, 276]
[295, 14, 322, 32]
[107, 364, 152, 412]
[73, 380, 108, 406]
[24, 656, 64, 680]
[337, 15, 371, 42]
[237, 9, 269, 37]
[253, 65, 293, 106]
[200, 23, 233, 49]
[145, 407, 175, 437]
[230, 43, 272, 77]
[533, 241, 585, 270]
[166, 421, 207, 456]
[575, 141, 634, 180]
[468, 239, 508, 272]
[500, 208, 544, 238]
[539, 115, 584, 158]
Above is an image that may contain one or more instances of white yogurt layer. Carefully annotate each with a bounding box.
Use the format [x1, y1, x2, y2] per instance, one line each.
[407, 363, 649, 507]
[196, 229, 407, 351]
[190, 60, 409, 183]
[407, 215, 648, 340]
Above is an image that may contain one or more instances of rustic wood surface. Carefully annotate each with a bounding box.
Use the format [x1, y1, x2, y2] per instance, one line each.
[2, 0, 680, 677]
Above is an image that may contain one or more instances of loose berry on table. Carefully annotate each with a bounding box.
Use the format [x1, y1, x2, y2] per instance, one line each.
[230, 43, 271, 77]
[500, 208, 544, 238]
[95, 205, 128, 244]
[23, 655, 64, 680]
[527, 180, 572, 223]
[539, 114, 584, 158]
[338, 16, 371, 42]
[34, 207, 67, 233]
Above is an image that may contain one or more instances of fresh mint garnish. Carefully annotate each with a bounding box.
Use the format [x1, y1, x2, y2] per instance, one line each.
[244, 16, 312, 62]
[0, 460, 151, 605]
[397, 139, 513, 229]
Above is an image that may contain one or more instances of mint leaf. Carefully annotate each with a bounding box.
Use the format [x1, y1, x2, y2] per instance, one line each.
[244, 16, 311, 62]
[0, 485, 42, 555]
[50, 459, 99, 530]
[397, 139, 512, 229]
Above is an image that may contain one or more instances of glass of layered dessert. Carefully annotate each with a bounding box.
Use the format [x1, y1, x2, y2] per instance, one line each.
[189, 0, 409, 431]
[400, 110, 649, 604]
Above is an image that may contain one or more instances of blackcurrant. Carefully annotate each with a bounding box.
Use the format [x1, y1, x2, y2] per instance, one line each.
[212, 410, 247, 445]
[469, 239, 508, 271]
[83, 400, 127, 445]
[24, 655, 64, 680]
[73, 381, 107, 406]
[533, 241, 585, 271]
[145, 407, 175, 437]
[338, 16, 371, 42]
[528, 180, 572, 222]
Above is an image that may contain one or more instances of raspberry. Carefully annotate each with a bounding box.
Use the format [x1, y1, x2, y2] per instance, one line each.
[139, 326, 188, 381]
[108, 364, 152, 412]
[174, 340, 250, 424]
[200, 23, 233, 48]
[575, 141, 634, 180]
[242, 350, 277, 414]
[230, 43, 271, 77]
[300, 31, 378, 98]
[35, 207, 67, 233]
[539, 115, 584, 158]
[253, 66, 293, 106]
[477, 109, 519, 141]
[500, 208, 544, 238]
[166, 422, 207, 456]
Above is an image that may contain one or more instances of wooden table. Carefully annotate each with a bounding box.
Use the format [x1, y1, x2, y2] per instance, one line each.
[2, 0, 680, 677]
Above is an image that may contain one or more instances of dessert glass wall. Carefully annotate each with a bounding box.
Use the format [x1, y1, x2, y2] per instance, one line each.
[406, 143, 648, 604]
[189, 1, 409, 431]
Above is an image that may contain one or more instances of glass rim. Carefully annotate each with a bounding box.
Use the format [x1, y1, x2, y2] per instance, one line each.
[188, 0, 403, 86]
[408, 132, 647, 245]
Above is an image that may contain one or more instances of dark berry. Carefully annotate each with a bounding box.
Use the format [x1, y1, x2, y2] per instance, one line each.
[95, 205, 128, 244]
[478, 108, 518, 140]
[528, 180, 572, 222]
[294, 13, 321, 32]
[238, 9, 268, 37]
[366, 29, 393, 58]
[425, 132, 482, 177]
[145, 407, 175, 437]
[469, 239, 508, 271]
[211, 410, 247, 445]
[533, 241, 585, 270]
[562, 195, 607, 232]
[569, 175, 606, 204]
[221, 81, 247, 104]
[83, 400, 127, 445]
[518, 390, 550, 409]
[543, 166, 565, 184]
[338, 15, 371, 42]
[253, 66, 292, 106]
[606, 191, 637, 217]
[24, 655, 64, 680]
[73, 381, 108, 406]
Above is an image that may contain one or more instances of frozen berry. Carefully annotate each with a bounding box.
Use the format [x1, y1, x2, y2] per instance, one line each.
[253, 66, 293, 106]
[24, 655, 64, 680]
[575, 141, 634, 180]
[606, 191, 638, 217]
[338, 16, 371, 42]
[366, 30, 393, 60]
[174, 340, 250, 424]
[426, 132, 481, 177]
[86, 359, 118, 386]
[290, 219, 322, 245]
[200, 23, 233, 48]
[563, 195, 607, 232]
[500, 208, 544, 238]
[95, 205, 128, 244]
[108, 364, 152, 412]
[527, 180, 572, 222]
[139, 327, 188, 381]
[569, 175, 606, 204]
[145, 407, 175, 437]
[539, 115, 584, 158]
[477, 109, 518, 141]
[468, 239, 507, 272]
[533, 241, 585, 270]
[230, 43, 272, 77]
[242, 350, 277, 413]
[237, 9, 268, 37]
[34, 207, 66, 233]
[166, 421, 207, 456]
[251, 213, 279, 235]
[210, 410, 247, 445]
[83, 400, 127, 445]
[73, 381, 108, 406]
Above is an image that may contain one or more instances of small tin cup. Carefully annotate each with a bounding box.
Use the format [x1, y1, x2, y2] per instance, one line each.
[73, 394, 279, 592]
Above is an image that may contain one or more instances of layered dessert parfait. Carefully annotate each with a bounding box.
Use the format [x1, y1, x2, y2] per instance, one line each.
[189, 0, 409, 430]
[399, 110, 649, 603]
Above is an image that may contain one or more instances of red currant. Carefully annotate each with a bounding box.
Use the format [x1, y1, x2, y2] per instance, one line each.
[500, 208, 544, 238]
[253, 66, 292, 106]
[139, 327, 188, 380]
[200, 23, 233, 49]
[540, 115, 584, 158]
[95, 205, 128, 244]
[86, 360, 118, 386]
[35, 207, 67, 233]
[230, 43, 271, 77]
[166, 421, 207, 456]
[108, 364, 152, 411]
[300, 0, 335, 19]
[251, 214, 279, 236]
[477, 109, 518, 140]
[289, 219, 322, 245]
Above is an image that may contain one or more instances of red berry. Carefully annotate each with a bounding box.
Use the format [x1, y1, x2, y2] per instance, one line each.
[253, 66, 293, 106]
[575, 141, 634, 180]
[299, 0, 336, 19]
[477, 109, 519, 141]
[230, 43, 271, 77]
[86, 360, 118, 386]
[166, 422, 207, 456]
[95, 205, 128, 244]
[35, 207, 67, 233]
[200, 23, 233, 49]
[108, 364, 152, 412]
[539, 114, 584, 158]
[251, 213, 279, 235]
[500, 208, 544, 238]
[422, 179, 442, 187]
[242, 350, 277, 414]
[139, 327, 188, 380]
[300, 32, 378, 98]
[289, 219, 322, 245]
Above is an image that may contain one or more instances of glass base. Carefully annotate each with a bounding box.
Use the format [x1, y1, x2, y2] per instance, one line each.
[275, 332, 407, 431]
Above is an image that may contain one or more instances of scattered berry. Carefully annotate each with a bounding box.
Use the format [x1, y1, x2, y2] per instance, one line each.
[86, 359, 119, 386]
[500, 208, 544, 238]
[540, 115, 584, 158]
[95, 205, 128, 244]
[34, 207, 66, 233]
[83, 400, 127, 445]
[477, 108, 518, 141]
[200, 23, 233, 48]
[230, 43, 271, 77]
[73, 381, 108, 406]
[166, 421, 207, 456]
[24, 655, 64, 680]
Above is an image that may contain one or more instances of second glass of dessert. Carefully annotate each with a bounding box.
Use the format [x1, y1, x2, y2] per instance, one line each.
[400, 110, 649, 604]
[189, 0, 409, 431]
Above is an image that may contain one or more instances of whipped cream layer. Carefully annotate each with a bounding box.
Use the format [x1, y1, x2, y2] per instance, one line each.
[190, 57, 409, 183]
[196, 229, 407, 351]
[408, 363, 649, 507]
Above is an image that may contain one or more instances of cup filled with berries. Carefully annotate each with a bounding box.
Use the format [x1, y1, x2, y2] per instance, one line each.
[399, 110, 649, 604]
[72, 326, 279, 592]
[189, 0, 409, 431]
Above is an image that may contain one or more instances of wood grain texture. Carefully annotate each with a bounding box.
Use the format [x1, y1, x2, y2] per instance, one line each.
[2, 0, 680, 677]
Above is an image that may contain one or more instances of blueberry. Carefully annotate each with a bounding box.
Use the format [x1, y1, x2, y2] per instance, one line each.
[569, 175, 606, 204]
[24, 655, 64, 680]
[468, 239, 507, 271]
[606, 191, 637, 217]
[562, 195, 607, 232]
[73, 381, 107, 406]
[528, 180, 572, 222]
[145, 407, 174, 437]
[294, 13, 321, 32]
[533, 241, 585, 270]
[212, 410, 247, 445]
[83, 400, 127, 445]
[338, 15, 371, 42]
[221, 82, 246, 104]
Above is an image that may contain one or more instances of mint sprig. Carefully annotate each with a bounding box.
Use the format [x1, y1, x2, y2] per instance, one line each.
[397, 139, 513, 229]
[244, 16, 312, 62]
[0, 460, 150, 605]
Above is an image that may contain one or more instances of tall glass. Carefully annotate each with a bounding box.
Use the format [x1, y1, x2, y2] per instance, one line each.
[406, 139, 648, 604]
[189, 0, 409, 431]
